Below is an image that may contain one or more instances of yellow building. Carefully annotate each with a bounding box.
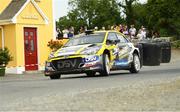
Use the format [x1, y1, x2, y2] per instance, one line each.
[0, 0, 55, 74]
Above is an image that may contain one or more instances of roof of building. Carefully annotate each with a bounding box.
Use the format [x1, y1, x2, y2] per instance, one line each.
[0, 0, 27, 20]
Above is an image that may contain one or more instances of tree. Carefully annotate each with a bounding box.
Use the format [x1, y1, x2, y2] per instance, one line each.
[118, 0, 138, 27]
[57, 0, 122, 32]
[93, 0, 123, 28]
[146, 0, 180, 38]
[68, 0, 98, 28]
[133, 3, 147, 28]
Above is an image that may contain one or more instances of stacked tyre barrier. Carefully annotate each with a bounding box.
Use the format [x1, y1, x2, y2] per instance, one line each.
[137, 39, 171, 66]
[158, 42, 171, 63]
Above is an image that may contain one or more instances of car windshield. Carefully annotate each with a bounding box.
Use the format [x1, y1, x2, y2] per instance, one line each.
[64, 32, 105, 47]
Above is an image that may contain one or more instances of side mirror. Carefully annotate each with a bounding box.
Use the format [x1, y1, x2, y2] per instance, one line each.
[106, 39, 114, 45]
[115, 39, 120, 43]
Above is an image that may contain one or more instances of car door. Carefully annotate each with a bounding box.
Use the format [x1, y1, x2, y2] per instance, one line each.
[116, 33, 132, 62]
[106, 32, 119, 61]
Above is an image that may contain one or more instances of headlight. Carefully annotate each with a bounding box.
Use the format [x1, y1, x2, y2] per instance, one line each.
[81, 46, 101, 55]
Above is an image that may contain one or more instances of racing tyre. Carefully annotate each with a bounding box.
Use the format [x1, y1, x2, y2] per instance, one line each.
[100, 54, 110, 76]
[160, 42, 171, 63]
[86, 71, 96, 77]
[129, 54, 141, 73]
[141, 43, 161, 66]
[50, 74, 61, 79]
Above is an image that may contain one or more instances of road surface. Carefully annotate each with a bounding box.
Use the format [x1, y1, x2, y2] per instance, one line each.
[0, 49, 180, 111]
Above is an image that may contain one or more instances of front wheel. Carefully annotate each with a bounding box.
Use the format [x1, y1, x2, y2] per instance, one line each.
[100, 54, 110, 76]
[50, 74, 61, 79]
[129, 54, 141, 73]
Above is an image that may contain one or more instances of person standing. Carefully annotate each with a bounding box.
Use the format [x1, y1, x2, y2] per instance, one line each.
[129, 24, 137, 39]
[62, 28, 69, 38]
[68, 26, 74, 38]
[138, 26, 147, 40]
[123, 25, 129, 35]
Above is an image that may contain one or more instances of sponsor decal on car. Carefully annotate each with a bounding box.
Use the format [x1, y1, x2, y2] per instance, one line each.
[84, 56, 99, 63]
[114, 59, 129, 66]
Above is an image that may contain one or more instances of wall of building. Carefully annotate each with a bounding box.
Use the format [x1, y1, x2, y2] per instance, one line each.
[3, 25, 17, 67]
[1, 0, 54, 73]
[16, 2, 45, 25]
[15, 0, 53, 70]
[36, 0, 55, 38]
[0, 0, 12, 13]
[0, 29, 2, 48]
[36, 0, 53, 23]
[15, 24, 52, 70]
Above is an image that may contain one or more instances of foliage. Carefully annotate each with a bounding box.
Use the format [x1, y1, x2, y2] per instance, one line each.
[47, 40, 63, 51]
[143, 0, 179, 39]
[118, 0, 137, 27]
[56, 0, 180, 39]
[0, 47, 13, 66]
[172, 40, 180, 48]
[132, 3, 147, 28]
[92, 0, 122, 28]
[57, 0, 122, 33]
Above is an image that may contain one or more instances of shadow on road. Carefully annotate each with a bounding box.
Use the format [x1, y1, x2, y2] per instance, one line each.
[61, 72, 131, 80]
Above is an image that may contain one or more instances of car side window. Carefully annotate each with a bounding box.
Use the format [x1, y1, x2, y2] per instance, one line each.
[117, 33, 128, 43]
[107, 32, 118, 41]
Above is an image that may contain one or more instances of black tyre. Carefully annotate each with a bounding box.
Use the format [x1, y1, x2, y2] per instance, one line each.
[100, 54, 110, 76]
[86, 71, 96, 77]
[141, 43, 161, 66]
[50, 74, 61, 79]
[129, 54, 141, 73]
[160, 42, 171, 63]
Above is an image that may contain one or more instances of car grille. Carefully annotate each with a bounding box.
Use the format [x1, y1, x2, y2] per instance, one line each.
[52, 58, 82, 71]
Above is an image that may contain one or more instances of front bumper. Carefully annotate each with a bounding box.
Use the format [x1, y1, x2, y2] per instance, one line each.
[44, 55, 103, 76]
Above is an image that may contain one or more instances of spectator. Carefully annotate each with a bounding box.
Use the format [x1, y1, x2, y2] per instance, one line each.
[62, 28, 69, 38]
[152, 30, 160, 39]
[79, 26, 85, 34]
[111, 25, 115, 30]
[94, 26, 98, 31]
[56, 28, 63, 39]
[102, 26, 106, 30]
[123, 25, 129, 35]
[129, 24, 137, 39]
[119, 24, 123, 33]
[68, 26, 74, 38]
[138, 26, 147, 40]
[115, 25, 120, 32]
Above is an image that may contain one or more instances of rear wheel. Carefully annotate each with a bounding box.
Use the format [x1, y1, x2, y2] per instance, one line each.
[129, 54, 141, 73]
[50, 74, 61, 79]
[100, 54, 110, 76]
[86, 71, 96, 77]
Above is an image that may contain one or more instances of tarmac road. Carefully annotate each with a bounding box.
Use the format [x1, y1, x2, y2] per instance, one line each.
[0, 49, 180, 111]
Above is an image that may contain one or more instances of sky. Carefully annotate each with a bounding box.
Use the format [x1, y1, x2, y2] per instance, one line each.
[54, 0, 147, 21]
[54, 0, 69, 21]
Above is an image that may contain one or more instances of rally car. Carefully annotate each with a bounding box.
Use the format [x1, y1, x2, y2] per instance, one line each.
[45, 30, 144, 79]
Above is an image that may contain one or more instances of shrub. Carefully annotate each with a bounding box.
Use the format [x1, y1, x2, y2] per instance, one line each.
[0, 47, 13, 66]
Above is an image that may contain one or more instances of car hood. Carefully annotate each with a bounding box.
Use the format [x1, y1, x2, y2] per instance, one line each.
[54, 44, 100, 57]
